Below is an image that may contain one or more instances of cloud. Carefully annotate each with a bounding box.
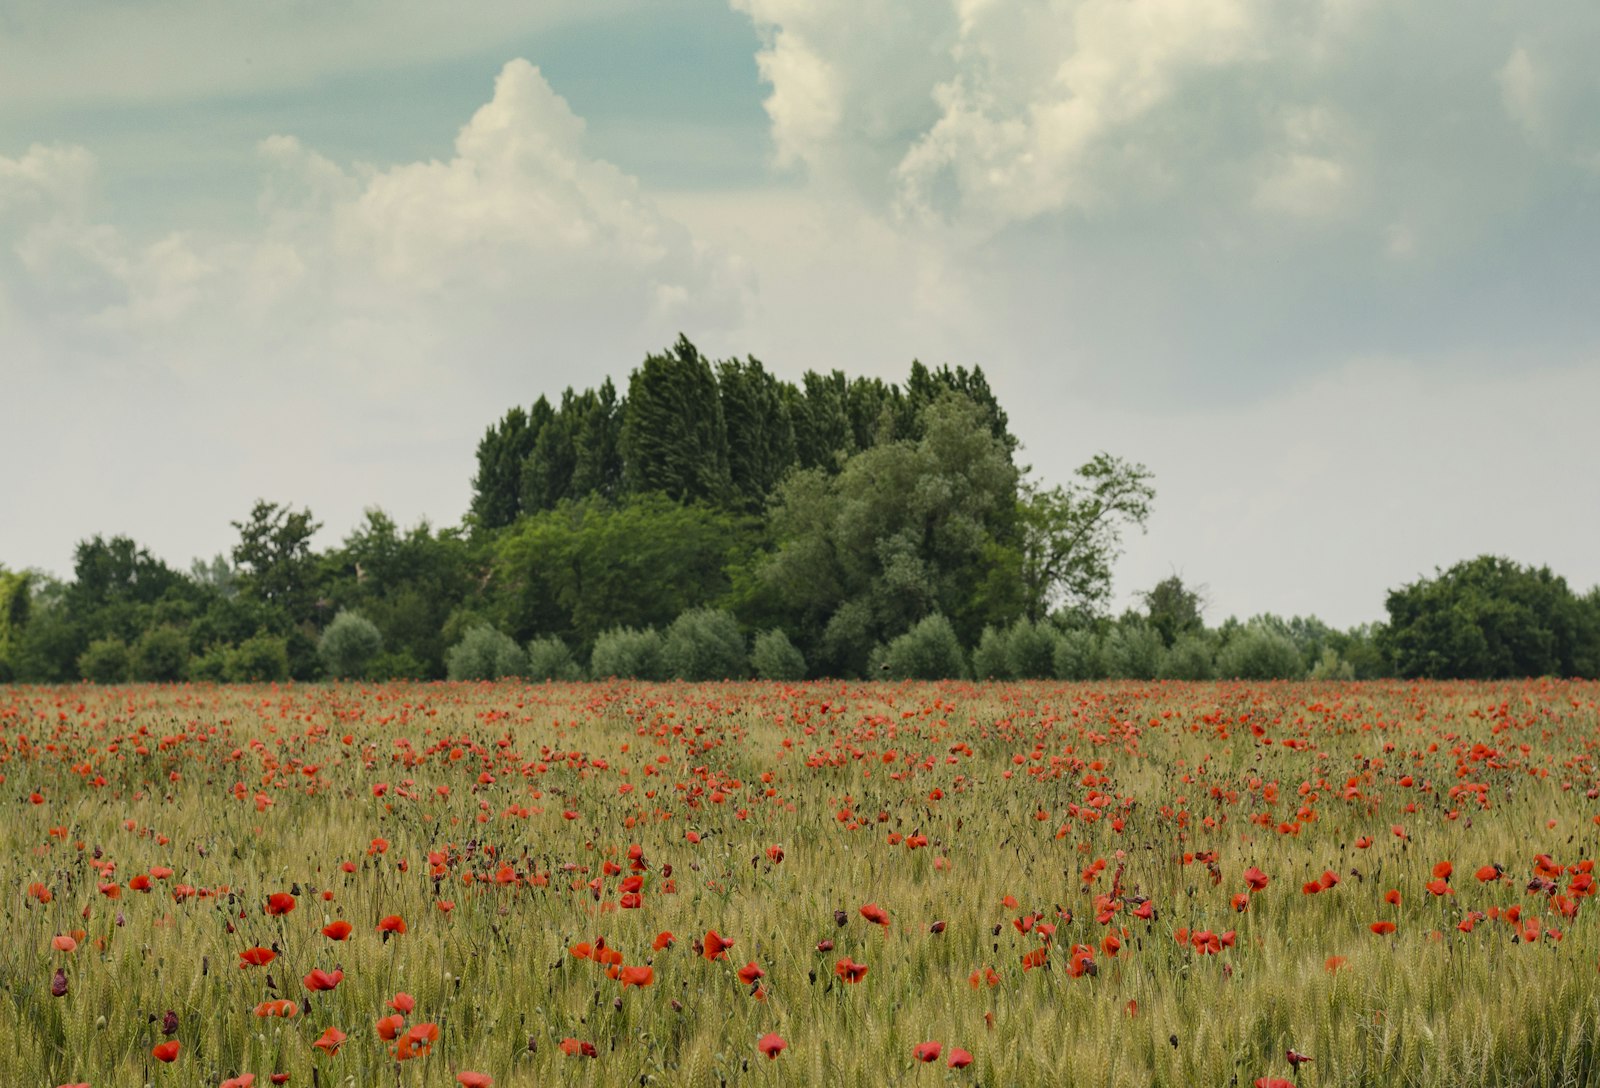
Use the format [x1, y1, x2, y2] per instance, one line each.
[0, 1, 622, 107]
[1, 60, 748, 573]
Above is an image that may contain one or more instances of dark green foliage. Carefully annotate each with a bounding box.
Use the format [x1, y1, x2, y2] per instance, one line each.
[589, 626, 666, 680]
[445, 625, 525, 681]
[318, 610, 383, 679]
[225, 632, 290, 682]
[1018, 456, 1155, 621]
[750, 629, 807, 681]
[521, 382, 625, 513]
[874, 614, 966, 680]
[1382, 556, 1600, 679]
[470, 399, 551, 532]
[621, 336, 731, 505]
[131, 626, 189, 682]
[790, 370, 856, 472]
[718, 358, 797, 512]
[525, 636, 584, 681]
[762, 393, 1019, 676]
[1142, 575, 1206, 647]
[231, 501, 323, 627]
[78, 636, 130, 683]
[493, 494, 747, 653]
[661, 608, 747, 680]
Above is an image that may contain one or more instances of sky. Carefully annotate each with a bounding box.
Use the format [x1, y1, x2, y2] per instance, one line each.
[2, 0, 1598, 628]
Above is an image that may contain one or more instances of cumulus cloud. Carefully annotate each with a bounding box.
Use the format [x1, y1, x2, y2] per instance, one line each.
[1, 60, 747, 572]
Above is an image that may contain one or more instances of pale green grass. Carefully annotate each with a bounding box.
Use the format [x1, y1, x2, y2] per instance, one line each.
[1, 679, 1598, 1087]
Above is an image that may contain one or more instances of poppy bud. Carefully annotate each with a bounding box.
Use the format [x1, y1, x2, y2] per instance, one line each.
[834, 910, 848, 927]
[930, 921, 946, 934]
[52, 969, 69, 998]
[163, 1009, 179, 1036]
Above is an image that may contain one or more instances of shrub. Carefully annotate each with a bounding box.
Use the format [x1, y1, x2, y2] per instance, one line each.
[662, 608, 747, 680]
[318, 610, 383, 679]
[1103, 622, 1164, 680]
[1004, 619, 1060, 679]
[1309, 647, 1356, 680]
[1053, 629, 1105, 680]
[526, 636, 584, 681]
[1216, 626, 1306, 680]
[78, 637, 130, 684]
[225, 633, 290, 682]
[750, 629, 807, 681]
[590, 626, 666, 680]
[188, 645, 230, 682]
[368, 650, 427, 680]
[131, 626, 189, 682]
[971, 625, 1011, 679]
[875, 614, 966, 680]
[445, 625, 526, 680]
[1159, 633, 1216, 680]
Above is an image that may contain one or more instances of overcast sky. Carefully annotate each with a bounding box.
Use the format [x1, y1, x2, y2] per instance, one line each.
[3, 0, 1597, 628]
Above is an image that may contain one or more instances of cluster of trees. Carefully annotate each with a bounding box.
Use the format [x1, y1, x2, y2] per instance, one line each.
[2, 336, 1596, 684]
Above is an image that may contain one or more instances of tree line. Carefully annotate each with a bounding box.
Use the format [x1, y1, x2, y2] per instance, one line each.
[2, 337, 1597, 683]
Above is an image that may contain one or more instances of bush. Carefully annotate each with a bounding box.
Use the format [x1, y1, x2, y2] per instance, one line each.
[445, 625, 526, 680]
[526, 636, 584, 681]
[188, 645, 230, 682]
[1216, 627, 1306, 680]
[971, 626, 1011, 679]
[1309, 647, 1356, 680]
[225, 633, 290, 682]
[1159, 633, 1216, 680]
[1004, 619, 1060, 679]
[662, 608, 747, 680]
[750, 629, 807, 681]
[590, 626, 666, 680]
[318, 610, 383, 679]
[1053, 629, 1105, 680]
[78, 637, 131, 684]
[368, 650, 427, 680]
[1103, 622, 1163, 680]
[132, 626, 189, 682]
[875, 614, 966, 680]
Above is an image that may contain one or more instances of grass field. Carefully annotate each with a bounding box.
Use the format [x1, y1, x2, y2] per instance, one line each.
[5, 678, 1600, 1087]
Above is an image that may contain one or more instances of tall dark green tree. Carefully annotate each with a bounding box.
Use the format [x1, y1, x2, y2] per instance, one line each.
[790, 370, 855, 472]
[718, 357, 797, 512]
[469, 397, 552, 531]
[903, 361, 1015, 454]
[621, 336, 731, 504]
[1140, 574, 1206, 647]
[1381, 556, 1600, 678]
[231, 501, 324, 628]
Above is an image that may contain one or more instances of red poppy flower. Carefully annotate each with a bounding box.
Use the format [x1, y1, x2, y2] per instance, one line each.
[312, 1027, 346, 1055]
[377, 1014, 405, 1041]
[266, 893, 296, 916]
[619, 965, 654, 988]
[737, 961, 765, 986]
[457, 1074, 493, 1087]
[948, 1048, 974, 1069]
[1370, 921, 1397, 935]
[835, 957, 869, 983]
[703, 930, 735, 960]
[254, 1000, 299, 1018]
[914, 1041, 942, 1063]
[303, 968, 344, 992]
[221, 1076, 255, 1088]
[559, 1038, 598, 1057]
[653, 931, 675, 951]
[152, 1041, 180, 1062]
[239, 947, 276, 968]
[1242, 866, 1270, 891]
[389, 992, 416, 1014]
[377, 915, 407, 935]
[757, 1033, 787, 1059]
[322, 920, 352, 940]
[860, 903, 889, 926]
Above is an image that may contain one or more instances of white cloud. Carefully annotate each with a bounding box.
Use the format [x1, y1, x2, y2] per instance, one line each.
[1497, 46, 1546, 139]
